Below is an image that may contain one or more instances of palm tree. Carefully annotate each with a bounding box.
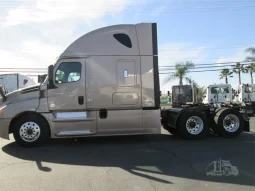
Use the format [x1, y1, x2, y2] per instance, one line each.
[246, 64, 255, 84]
[196, 86, 206, 103]
[245, 47, 255, 61]
[245, 47, 255, 84]
[219, 68, 233, 84]
[186, 76, 198, 87]
[232, 62, 248, 85]
[163, 61, 194, 85]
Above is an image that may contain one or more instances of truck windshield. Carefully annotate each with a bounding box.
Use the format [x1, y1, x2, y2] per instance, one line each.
[245, 86, 253, 93]
[211, 87, 229, 94]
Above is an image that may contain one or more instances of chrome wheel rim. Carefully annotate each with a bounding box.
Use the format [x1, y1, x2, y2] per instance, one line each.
[223, 114, 240, 132]
[19, 122, 41, 142]
[186, 116, 204, 135]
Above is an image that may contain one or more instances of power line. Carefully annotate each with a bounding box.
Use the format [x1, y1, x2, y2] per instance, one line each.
[159, 61, 254, 74]
[0, 68, 46, 70]
[0, 70, 47, 72]
[159, 61, 252, 68]
[159, 63, 251, 71]
[160, 68, 234, 74]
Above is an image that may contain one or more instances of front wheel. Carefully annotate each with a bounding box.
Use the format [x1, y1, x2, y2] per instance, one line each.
[13, 114, 49, 147]
[177, 111, 209, 140]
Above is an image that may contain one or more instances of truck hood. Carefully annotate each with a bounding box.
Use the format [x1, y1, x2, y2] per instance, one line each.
[4, 85, 41, 105]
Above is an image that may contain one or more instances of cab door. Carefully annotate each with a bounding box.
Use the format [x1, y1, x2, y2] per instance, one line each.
[47, 58, 97, 137]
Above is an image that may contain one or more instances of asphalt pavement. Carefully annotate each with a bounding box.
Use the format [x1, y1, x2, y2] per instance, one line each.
[0, 118, 254, 191]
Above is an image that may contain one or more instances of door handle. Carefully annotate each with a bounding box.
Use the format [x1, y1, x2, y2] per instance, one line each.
[78, 96, 84, 105]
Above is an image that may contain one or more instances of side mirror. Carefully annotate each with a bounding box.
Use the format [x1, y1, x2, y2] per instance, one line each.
[0, 85, 6, 101]
[38, 74, 47, 84]
[48, 65, 56, 89]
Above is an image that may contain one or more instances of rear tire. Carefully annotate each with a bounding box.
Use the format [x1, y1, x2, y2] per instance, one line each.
[214, 109, 244, 138]
[13, 114, 49, 147]
[177, 111, 209, 140]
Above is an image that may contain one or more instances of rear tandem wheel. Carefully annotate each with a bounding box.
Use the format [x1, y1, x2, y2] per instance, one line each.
[177, 110, 209, 140]
[213, 108, 244, 138]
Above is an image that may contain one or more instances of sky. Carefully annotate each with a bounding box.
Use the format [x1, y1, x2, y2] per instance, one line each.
[0, 0, 254, 90]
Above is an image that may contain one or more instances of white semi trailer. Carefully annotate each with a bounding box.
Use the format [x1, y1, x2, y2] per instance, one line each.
[0, 74, 36, 94]
[0, 23, 250, 146]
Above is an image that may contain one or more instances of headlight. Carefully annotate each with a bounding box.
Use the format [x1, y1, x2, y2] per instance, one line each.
[0, 105, 6, 115]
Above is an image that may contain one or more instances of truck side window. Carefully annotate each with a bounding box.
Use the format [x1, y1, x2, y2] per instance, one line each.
[245, 86, 253, 93]
[55, 62, 81, 84]
[211, 87, 218, 94]
[221, 87, 229, 93]
[113, 33, 132, 48]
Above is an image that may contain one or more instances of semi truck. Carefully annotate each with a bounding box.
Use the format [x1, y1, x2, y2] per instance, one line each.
[203, 84, 232, 104]
[0, 73, 36, 94]
[171, 84, 198, 107]
[0, 23, 250, 146]
[203, 84, 253, 115]
[234, 83, 255, 114]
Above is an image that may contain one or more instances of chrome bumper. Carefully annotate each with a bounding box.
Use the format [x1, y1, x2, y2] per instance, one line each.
[0, 118, 11, 140]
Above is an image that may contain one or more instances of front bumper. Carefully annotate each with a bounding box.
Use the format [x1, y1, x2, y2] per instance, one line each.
[0, 118, 11, 140]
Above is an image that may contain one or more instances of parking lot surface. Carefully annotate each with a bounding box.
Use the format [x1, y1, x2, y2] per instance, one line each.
[0, 118, 254, 191]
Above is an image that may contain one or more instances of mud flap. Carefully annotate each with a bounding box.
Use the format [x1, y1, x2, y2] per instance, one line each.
[161, 108, 184, 128]
[242, 114, 250, 132]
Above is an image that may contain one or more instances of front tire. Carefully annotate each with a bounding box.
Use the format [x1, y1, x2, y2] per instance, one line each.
[177, 111, 209, 140]
[13, 114, 49, 147]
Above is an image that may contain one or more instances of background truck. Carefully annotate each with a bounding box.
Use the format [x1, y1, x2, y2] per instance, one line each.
[202, 84, 253, 115]
[0, 73, 36, 94]
[234, 84, 255, 114]
[203, 84, 232, 104]
[0, 23, 250, 147]
[171, 85, 198, 107]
